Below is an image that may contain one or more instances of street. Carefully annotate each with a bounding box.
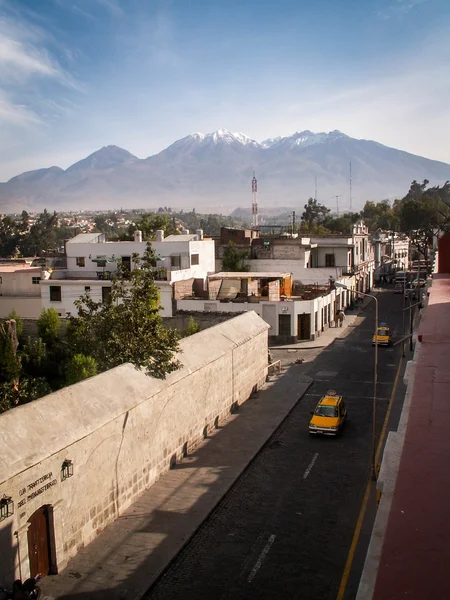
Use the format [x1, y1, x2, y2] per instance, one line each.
[143, 287, 407, 600]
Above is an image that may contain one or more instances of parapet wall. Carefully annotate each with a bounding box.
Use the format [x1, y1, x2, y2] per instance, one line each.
[0, 311, 269, 585]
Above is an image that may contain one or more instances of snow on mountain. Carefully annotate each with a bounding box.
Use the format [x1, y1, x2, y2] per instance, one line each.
[1, 129, 449, 213]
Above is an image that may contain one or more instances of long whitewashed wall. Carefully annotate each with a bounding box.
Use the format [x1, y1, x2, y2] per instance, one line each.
[0, 312, 269, 585]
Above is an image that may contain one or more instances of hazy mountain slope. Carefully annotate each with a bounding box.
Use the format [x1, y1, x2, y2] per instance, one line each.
[1, 130, 449, 213]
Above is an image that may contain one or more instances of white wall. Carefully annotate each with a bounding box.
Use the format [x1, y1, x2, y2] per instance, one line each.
[0, 312, 269, 584]
[0, 297, 42, 319]
[66, 239, 215, 285]
[315, 246, 351, 269]
[177, 281, 352, 339]
[0, 269, 43, 296]
[40, 280, 174, 317]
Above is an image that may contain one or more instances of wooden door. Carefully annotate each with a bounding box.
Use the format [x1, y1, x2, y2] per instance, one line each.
[27, 506, 51, 577]
[297, 314, 311, 340]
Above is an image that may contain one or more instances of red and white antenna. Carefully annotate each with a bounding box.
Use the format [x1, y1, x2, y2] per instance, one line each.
[252, 171, 258, 228]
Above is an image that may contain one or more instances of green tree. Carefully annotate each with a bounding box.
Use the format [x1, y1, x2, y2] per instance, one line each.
[127, 213, 179, 241]
[68, 243, 180, 379]
[393, 180, 450, 257]
[181, 316, 200, 337]
[0, 322, 21, 384]
[20, 209, 59, 256]
[221, 242, 250, 272]
[37, 308, 61, 346]
[0, 216, 20, 257]
[301, 198, 331, 231]
[21, 337, 48, 378]
[7, 309, 23, 339]
[66, 354, 98, 385]
[361, 200, 399, 232]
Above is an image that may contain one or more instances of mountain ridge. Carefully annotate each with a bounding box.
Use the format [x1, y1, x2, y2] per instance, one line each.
[1, 129, 449, 213]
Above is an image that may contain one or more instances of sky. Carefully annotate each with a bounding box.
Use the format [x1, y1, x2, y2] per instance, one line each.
[0, 0, 449, 181]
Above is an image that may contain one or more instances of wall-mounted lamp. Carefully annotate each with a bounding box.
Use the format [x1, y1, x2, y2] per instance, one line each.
[89, 254, 92, 259]
[61, 459, 74, 481]
[0, 495, 14, 520]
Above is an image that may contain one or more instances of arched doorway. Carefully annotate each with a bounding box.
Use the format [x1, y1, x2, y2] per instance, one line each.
[27, 506, 52, 577]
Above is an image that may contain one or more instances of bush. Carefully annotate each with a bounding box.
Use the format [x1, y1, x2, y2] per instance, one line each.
[37, 308, 61, 346]
[66, 354, 98, 385]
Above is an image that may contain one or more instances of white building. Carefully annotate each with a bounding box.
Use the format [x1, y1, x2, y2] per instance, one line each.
[310, 221, 375, 292]
[177, 271, 356, 341]
[40, 230, 215, 317]
[0, 262, 44, 319]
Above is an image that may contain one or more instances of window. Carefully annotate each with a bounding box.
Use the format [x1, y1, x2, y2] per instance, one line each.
[171, 255, 181, 269]
[76, 257, 85, 267]
[325, 254, 335, 267]
[96, 257, 106, 268]
[85, 286, 91, 293]
[102, 286, 111, 303]
[191, 253, 199, 266]
[32, 277, 41, 284]
[50, 286, 62, 302]
[121, 256, 131, 271]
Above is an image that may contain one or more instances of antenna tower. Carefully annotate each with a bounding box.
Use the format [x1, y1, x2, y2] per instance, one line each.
[252, 172, 258, 228]
[349, 161, 353, 211]
[332, 194, 343, 217]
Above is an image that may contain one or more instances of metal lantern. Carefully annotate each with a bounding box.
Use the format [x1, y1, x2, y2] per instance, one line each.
[61, 459, 74, 481]
[0, 496, 14, 520]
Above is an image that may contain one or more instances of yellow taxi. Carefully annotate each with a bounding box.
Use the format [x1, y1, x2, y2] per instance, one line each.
[309, 391, 347, 436]
[372, 323, 392, 347]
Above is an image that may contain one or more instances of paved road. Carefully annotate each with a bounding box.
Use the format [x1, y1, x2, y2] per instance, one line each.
[143, 288, 406, 600]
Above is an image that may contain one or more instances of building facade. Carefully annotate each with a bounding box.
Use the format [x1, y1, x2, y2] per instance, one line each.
[40, 230, 215, 317]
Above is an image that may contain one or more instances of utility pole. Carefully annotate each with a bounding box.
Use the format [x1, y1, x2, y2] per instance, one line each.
[251, 172, 258, 228]
[332, 195, 343, 217]
[349, 161, 353, 211]
[315, 176, 318, 202]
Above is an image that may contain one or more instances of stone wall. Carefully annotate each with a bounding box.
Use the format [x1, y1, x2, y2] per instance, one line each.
[0, 312, 269, 586]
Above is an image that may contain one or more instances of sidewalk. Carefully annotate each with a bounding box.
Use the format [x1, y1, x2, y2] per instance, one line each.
[40, 368, 313, 600]
[269, 294, 375, 350]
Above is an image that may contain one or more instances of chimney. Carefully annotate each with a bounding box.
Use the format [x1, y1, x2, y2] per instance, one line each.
[134, 230, 143, 243]
[196, 229, 204, 241]
[181, 229, 189, 235]
[155, 230, 164, 242]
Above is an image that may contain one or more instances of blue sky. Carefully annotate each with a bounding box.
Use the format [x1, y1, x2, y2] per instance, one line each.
[0, 0, 449, 180]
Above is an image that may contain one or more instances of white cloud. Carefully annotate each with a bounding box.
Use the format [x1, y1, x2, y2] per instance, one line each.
[0, 90, 41, 126]
[378, 0, 429, 19]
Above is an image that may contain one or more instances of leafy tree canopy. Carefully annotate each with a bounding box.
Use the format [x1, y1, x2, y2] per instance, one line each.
[301, 198, 331, 231]
[37, 308, 61, 346]
[221, 241, 250, 272]
[68, 243, 180, 379]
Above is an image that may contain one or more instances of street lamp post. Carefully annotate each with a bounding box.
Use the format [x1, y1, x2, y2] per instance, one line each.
[335, 283, 379, 481]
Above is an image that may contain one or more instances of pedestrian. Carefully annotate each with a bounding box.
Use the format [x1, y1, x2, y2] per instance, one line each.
[337, 310, 345, 328]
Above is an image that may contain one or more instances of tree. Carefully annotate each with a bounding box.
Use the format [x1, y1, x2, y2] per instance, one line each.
[181, 316, 200, 337]
[361, 200, 399, 232]
[37, 308, 61, 346]
[0, 216, 19, 257]
[0, 322, 21, 385]
[66, 354, 98, 385]
[20, 209, 59, 256]
[7, 309, 23, 339]
[68, 243, 180, 379]
[127, 213, 179, 240]
[221, 242, 250, 272]
[394, 180, 450, 257]
[301, 198, 331, 231]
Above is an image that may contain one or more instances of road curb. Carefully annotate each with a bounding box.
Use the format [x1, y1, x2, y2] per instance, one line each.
[139, 375, 313, 599]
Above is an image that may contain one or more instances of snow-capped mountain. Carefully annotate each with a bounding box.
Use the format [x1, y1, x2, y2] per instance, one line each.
[1, 130, 449, 213]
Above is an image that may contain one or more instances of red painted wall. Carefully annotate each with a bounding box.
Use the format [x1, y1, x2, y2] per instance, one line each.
[438, 231, 450, 273]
